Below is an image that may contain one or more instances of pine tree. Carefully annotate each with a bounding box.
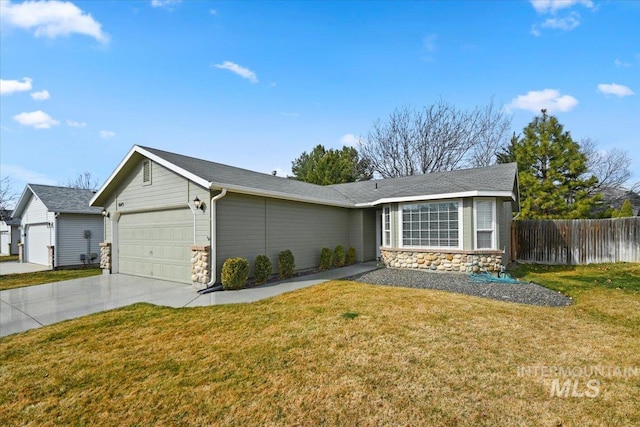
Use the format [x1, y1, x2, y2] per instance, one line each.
[502, 110, 600, 219]
[617, 200, 634, 217]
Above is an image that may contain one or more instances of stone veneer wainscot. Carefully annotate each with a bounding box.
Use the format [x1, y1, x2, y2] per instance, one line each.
[380, 248, 503, 273]
[190, 245, 210, 289]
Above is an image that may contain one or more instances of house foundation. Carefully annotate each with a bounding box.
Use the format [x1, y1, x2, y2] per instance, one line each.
[380, 248, 503, 273]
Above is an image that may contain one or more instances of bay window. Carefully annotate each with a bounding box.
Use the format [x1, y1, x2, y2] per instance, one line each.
[474, 199, 496, 249]
[400, 201, 460, 249]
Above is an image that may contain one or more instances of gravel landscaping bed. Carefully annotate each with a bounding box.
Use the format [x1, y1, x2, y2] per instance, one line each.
[347, 268, 572, 307]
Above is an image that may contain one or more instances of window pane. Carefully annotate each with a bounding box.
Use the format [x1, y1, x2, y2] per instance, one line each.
[477, 201, 493, 229]
[477, 231, 492, 249]
[402, 202, 459, 248]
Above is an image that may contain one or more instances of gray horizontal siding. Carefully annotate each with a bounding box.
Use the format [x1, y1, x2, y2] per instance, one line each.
[56, 214, 104, 267]
[216, 193, 352, 281]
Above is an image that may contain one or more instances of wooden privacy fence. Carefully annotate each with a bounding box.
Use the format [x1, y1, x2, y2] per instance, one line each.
[512, 217, 640, 265]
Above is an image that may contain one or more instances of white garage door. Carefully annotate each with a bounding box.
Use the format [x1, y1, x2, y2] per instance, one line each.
[118, 208, 192, 283]
[0, 231, 9, 255]
[27, 224, 51, 266]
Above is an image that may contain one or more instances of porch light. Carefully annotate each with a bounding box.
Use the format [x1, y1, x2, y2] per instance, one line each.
[102, 209, 110, 218]
[193, 196, 204, 211]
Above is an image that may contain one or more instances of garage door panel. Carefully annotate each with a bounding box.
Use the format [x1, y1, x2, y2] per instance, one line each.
[27, 224, 50, 266]
[118, 208, 192, 283]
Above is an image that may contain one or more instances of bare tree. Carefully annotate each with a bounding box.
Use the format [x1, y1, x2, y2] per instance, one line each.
[359, 98, 511, 178]
[65, 171, 99, 191]
[581, 138, 632, 191]
[0, 176, 17, 213]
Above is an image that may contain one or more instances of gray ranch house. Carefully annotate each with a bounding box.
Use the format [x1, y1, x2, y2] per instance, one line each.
[91, 145, 520, 287]
[12, 184, 104, 268]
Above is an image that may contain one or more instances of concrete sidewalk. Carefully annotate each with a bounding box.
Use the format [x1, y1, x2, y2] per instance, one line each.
[0, 261, 51, 275]
[0, 262, 379, 337]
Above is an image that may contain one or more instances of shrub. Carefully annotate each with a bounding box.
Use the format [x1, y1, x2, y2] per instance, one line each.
[221, 257, 249, 290]
[346, 246, 356, 265]
[319, 247, 333, 271]
[253, 255, 272, 285]
[333, 245, 345, 267]
[278, 250, 295, 279]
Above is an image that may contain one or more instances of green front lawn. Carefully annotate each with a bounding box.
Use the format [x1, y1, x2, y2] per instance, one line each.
[1, 263, 638, 426]
[0, 267, 102, 291]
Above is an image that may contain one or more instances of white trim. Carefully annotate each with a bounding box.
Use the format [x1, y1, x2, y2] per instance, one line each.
[90, 145, 212, 207]
[206, 182, 355, 208]
[356, 190, 516, 207]
[382, 206, 391, 247]
[398, 200, 463, 251]
[474, 198, 497, 250]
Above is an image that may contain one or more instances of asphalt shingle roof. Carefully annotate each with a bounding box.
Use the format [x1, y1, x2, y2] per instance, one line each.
[140, 145, 518, 207]
[26, 184, 102, 214]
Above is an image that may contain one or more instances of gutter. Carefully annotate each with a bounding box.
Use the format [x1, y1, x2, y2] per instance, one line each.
[206, 188, 227, 286]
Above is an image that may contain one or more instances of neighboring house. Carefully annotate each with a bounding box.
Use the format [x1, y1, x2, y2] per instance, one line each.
[0, 209, 21, 255]
[12, 185, 104, 268]
[90, 145, 520, 286]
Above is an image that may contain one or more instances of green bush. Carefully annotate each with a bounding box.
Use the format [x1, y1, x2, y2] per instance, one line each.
[253, 255, 272, 285]
[333, 245, 345, 267]
[221, 257, 249, 290]
[278, 250, 295, 279]
[346, 246, 356, 265]
[319, 247, 333, 271]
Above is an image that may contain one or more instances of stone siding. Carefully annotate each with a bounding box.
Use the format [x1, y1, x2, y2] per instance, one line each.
[191, 245, 211, 290]
[381, 248, 503, 273]
[100, 242, 111, 272]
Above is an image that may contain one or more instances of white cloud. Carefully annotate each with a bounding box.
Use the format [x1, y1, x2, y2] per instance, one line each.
[213, 61, 258, 84]
[66, 119, 86, 127]
[151, 0, 182, 8]
[614, 58, 631, 68]
[507, 89, 578, 113]
[280, 112, 299, 117]
[422, 34, 438, 53]
[209, 8, 217, 15]
[13, 110, 60, 129]
[0, 164, 57, 186]
[340, 133, 361, 147]
[100, 130, 115, 139]
[541, 12, 581, 30]
[597, 83, 634, 97]
[0, 0, 109, 43]
[0, 77, 33, 95]
[530, 0, 593, 14]
[31, 90, 50, 100]
[530, 25, 541, 37]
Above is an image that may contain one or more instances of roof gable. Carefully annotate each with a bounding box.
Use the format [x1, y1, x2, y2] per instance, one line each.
[13, 184, 103, 217]
[91, 145, 520, 209]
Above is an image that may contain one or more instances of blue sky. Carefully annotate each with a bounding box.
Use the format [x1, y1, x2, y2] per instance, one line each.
[1, 0, 638, 203]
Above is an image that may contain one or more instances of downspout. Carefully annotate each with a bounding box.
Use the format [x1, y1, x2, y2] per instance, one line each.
[206, 188, 227, 286]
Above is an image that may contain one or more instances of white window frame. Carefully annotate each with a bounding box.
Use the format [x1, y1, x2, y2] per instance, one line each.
[474, 198, 497, 250]
[399, 200, 462, 250]
[382, 206, 391, 247]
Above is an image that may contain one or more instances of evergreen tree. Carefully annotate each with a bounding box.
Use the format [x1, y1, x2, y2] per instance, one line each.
[612, 199, 635, 218]
[500, 110, 600, 219]
[290, 144, 372, 185]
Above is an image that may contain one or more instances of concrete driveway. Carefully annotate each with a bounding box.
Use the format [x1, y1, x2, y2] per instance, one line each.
[0, 261, 51, 275]
[1, 262, 379, 337]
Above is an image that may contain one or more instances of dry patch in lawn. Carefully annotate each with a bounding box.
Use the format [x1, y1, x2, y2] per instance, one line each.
[1, 265, 639, 426]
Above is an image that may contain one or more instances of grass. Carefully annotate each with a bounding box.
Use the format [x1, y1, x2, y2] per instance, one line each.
[0, 267, 102, 291]
[0, 255, 19, 262]
[1, 263, 639, 426]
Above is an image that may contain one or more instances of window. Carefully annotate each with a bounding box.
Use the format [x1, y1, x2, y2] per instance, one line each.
[382, 207, 391, 247]
[475, 199, 495, 249]
[401, 201, 460, 248]
[142, 160, 152, 185]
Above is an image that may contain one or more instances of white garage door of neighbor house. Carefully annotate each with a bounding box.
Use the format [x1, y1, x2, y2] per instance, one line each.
[27, 224, 51, 266]
[0, 231, 10, 255]
[118, 208, 192, 284]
